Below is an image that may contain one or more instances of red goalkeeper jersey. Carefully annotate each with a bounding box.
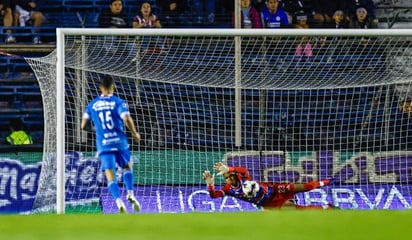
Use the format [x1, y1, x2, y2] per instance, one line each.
[207, 166, 296, 209]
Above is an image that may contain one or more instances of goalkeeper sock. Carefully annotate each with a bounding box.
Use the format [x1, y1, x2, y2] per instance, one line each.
[108, 180, 121, 199]
[303, 179, 330, 191]
[123, 170, 134, 191]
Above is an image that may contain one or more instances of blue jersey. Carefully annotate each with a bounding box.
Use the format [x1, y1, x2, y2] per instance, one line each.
[260, 7, 289, 28]
[83, 94, 130, 154]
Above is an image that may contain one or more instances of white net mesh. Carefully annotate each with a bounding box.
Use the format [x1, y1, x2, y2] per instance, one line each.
[26, 29, 412, 212]
[53, 33, 411, 88]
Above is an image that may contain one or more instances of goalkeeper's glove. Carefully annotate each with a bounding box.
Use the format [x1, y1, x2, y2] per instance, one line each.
[202, 170, 215, 186]
[213, 162, 229, 176]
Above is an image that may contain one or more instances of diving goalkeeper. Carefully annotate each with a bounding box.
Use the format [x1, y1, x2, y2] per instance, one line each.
[202, 162, 337, 210]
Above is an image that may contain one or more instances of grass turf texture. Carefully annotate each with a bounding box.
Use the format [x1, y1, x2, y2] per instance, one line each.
[1, 211, 411, 240]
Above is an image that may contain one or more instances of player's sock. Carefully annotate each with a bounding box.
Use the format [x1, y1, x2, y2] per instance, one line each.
[123, 170, 140, 211]
[122, 170, 134, 191]
[303, 179, 330, 191]
[108, 180, 121, 199]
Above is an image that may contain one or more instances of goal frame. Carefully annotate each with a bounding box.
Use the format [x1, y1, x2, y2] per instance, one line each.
[55, 28, 412, 214]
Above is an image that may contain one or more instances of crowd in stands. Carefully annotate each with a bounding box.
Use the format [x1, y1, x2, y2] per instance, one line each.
[102, 0, 380, 30]
[0, 0, 45, 43]
[0, 0, 409, 147]
[0, 0, 395, 44]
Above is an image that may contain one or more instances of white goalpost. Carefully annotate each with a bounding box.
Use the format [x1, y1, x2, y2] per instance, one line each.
[26, 28, 412, 214]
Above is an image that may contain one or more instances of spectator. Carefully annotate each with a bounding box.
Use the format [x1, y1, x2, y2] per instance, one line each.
[15, 0, 45, 44]
[5, 118, 33, 145]
[132, 1, 161, 28]
[399, 100, 412, 150]
[322, 10, 350, 63]
[132, 1, 162, 62]
[1, 0, 17, 43]
[349, 7, 377, 29]
[99, 0, 129, 28]
[157, 0, 185, 28]
[332, 9, 349, 29]
[98, 0, 130, 57]
[252, 0, 265, 11]
[312, 0, 347, 28]
[294, 11, 312, 61]
[402, 101, 412, 114]
[281, 0, 311, 26]
[349, 6, 377, 45]
[192, 0, 215, 25]
[232, 0, 262, 28]
[260, 0, 289, 29]
[347, 0, 377, 20]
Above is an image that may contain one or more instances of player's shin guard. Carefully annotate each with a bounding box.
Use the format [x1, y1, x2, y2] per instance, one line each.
[303, 179, 330, 191]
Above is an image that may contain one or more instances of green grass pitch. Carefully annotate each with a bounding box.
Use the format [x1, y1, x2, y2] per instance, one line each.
[1, 211, 411, 240]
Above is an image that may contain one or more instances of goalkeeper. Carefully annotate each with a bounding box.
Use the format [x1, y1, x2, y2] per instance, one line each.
[81, 76, 141, 213]
[202, 162, 336, 210]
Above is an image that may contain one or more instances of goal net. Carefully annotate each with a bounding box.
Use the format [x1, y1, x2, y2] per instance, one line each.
[26, 28, 412, 213]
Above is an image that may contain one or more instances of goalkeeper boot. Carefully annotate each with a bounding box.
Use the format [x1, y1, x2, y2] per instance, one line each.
[127, 193, 141, 212]
[116, 198, 128, 214]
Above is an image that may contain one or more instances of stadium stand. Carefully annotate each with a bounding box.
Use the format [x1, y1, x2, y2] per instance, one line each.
[135, 38, 395, 151]
[0, 42, 53, 145]
[375, 0, 412, 28]
[0, 0, 411, 148]
[0, 0, 410, 43]
[135, 81, 404, 152]
[0, 78, 44, 145]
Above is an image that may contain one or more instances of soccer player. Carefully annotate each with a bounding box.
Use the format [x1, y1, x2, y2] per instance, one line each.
[81, 76, 141, 213]
[202, 162, 337, 210]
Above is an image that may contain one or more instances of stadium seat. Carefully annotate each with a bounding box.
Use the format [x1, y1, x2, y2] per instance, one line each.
[9, 58, 33, 73]
[60, 0, 99, 27]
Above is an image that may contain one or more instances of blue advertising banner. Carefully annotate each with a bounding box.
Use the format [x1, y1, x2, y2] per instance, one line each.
[298, 184, 412, 209]
[101, 186, 259, 214]
[64, 152, 104, 201]
[1, 150, 412, 213]
[225, 151, 412, 184]
[100, 184, 412, 213]
[0, 159, 41, 213]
